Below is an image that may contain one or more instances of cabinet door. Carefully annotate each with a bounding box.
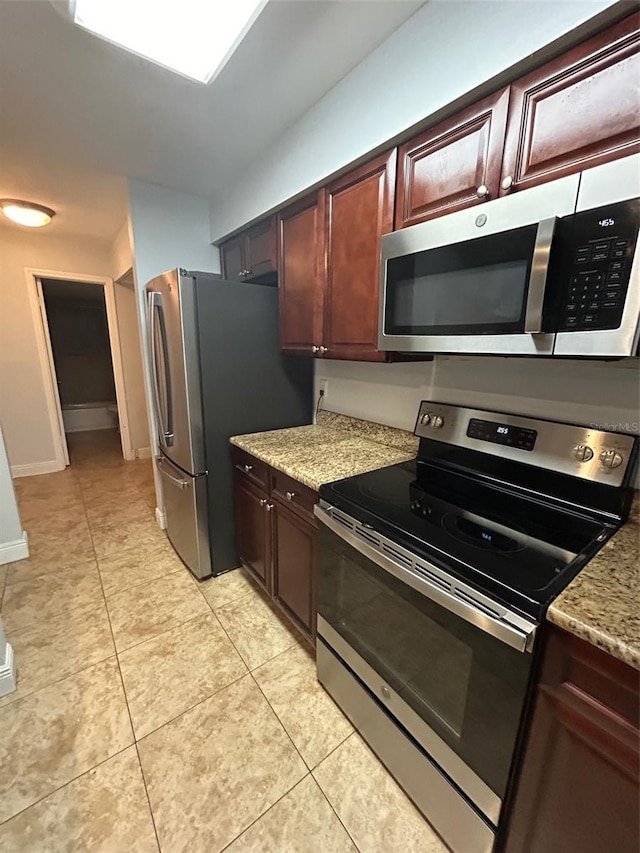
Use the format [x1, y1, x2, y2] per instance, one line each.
[395, 88, 509, 228]
[245, 217, 277, 282]
[220, 234, 246, 282]
[501, 15, 640, 195]
[504, 627, 639, 853]
[278, 193, 326, 355]
[273, 502, 316, 635]
[233, 474, 271, 591]
[324, 151, 395, 362]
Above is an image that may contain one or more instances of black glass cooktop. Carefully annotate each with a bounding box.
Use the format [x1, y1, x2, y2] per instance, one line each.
[319, 459, 614, 619]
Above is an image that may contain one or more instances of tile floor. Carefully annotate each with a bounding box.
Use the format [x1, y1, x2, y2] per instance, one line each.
[1, 430, 448, 852]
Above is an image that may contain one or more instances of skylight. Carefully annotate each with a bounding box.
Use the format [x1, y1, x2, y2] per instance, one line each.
[72, 0, 266, 84]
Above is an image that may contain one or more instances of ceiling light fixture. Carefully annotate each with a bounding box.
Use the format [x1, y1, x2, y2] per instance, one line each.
[71, 0, 267, 84]
[0, 200, 56, 228]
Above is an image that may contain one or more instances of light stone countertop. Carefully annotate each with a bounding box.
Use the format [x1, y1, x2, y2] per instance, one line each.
[230, 425, 415, 493]
[548, 494, 640, 670]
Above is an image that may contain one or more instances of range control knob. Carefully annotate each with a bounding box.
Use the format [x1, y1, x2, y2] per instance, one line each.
[573, 444, 594, 462]
[600, 449, 623, 469]
[431, 415, 444, 429]
[419, 413, 431, 426]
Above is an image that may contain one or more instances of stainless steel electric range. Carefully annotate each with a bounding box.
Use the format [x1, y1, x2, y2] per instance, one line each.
[314, 401, 637, 853]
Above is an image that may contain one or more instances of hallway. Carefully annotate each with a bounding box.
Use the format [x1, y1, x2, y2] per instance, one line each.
[0, 432, 445, 852]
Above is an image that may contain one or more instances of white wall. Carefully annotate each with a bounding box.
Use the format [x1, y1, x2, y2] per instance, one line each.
[0, 423, 27, 565]
[209, 0, 617, 240]
[110, 221, 133, 282]
[0, 225, 113, 471]
[316, 356, 640, 457]
[126, 178, 221, 512]
[113, 276, 150, 454]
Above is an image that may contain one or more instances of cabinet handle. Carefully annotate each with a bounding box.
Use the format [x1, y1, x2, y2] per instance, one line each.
[259, 499, 267, 507]
[476, 185, 489, 198]
[501, 175, 513, 191]
[286, 491, 296, 501]
[266, 503, 274, 512]
[319, 346, 328, 354]
[311, 345, 319, 353]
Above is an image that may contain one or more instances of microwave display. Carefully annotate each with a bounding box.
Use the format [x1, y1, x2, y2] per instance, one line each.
[467, 418, 537, 451]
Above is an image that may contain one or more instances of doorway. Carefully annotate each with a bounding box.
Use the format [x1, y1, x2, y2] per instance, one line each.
[27, 269, 133, 469]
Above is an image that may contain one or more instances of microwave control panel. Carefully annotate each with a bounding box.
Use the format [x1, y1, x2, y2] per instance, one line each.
[556, 198, 639, 332]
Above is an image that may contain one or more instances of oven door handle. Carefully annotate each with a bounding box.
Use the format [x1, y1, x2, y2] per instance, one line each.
[523, 216, 557, 334]
[315, 505, 537, 654]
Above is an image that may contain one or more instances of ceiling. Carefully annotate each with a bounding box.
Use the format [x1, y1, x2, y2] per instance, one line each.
[0, 0, 423, 244]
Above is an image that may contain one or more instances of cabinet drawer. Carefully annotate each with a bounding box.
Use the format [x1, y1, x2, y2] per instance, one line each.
[271, 469, 318, 520]
[231, 448, 269, 490]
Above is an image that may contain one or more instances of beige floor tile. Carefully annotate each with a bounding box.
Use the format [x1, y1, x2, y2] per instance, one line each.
[199, 565, 258, 610]
[91, 518, 166, 559]
[85, 499, 153, 530]
[26, 529, 95, 565]
[0, 747, 158, 852]
[4, 549, 98, 587]
[225, 775, 356, 852]
[0, 601, 115, 708]
[313, 733, 448, 853]
[138, 674, 306, 853]
[1, 560, 103, 634]
[0, 657, 134, 823]
[106, 569, 210, 652]
[119, 613, 247, 738]
[216, 588, 301, 670]
[97, 538, 183, 597]
[253, 644, 353, 768]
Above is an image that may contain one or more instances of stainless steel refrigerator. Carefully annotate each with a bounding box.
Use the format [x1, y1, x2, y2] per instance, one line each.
[145, 269, 312, 579]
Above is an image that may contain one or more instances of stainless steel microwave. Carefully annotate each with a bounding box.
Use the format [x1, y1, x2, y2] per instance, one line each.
[378, 155, 640, 358]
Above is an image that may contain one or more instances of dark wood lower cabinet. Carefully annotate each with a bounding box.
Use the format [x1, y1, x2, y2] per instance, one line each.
[232, 448, 318, 638]
[233, 477, 271, 588]
[272, 501, 316, 634]
[502, 624, 639, 853]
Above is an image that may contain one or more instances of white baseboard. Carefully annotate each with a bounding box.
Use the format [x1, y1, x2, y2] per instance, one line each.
[0, 641, 16, 698]
[155, 507, 167, 530]
[136, 447, 153, 460]
[0, 531, 29, 566]
[11, 460, 63, 478]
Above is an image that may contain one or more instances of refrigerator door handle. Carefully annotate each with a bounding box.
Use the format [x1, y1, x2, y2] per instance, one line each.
[147, 291, 174, 447]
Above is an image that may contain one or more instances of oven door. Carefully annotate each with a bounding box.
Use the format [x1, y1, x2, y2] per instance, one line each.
[378, 174, 580, 355]
[314, 503, 538, 827]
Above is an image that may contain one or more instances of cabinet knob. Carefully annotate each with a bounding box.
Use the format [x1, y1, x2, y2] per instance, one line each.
[319, 346, 328, 354]
[286, 491, 296, 501]
[501, 175, 513, 191]
[259, 498, 267, 507]
[476, 185, 489, 198]
[266, 503, 274, 512]
[243, 464, 253, 473]
[311, 345, 319, 353]
[237, 271, 244, 279]
[244, 269, 251, 277]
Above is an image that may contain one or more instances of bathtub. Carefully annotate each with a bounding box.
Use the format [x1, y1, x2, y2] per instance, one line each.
[62, 401, 119, 433]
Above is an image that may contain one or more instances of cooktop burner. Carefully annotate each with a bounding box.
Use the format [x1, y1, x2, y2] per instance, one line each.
[319, 401, 636, 620]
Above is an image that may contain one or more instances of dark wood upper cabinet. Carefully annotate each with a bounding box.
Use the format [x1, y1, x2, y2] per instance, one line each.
[245, 217, 277, 281]
[278, 192, 326, 355]
[502, 625, 639, 853]
[220, 216, 277, 283]
[324, 150, 396, 361]
[396, 88, 510, 228]
[220, 234, 245, 282]
[501, 14, 640, 195]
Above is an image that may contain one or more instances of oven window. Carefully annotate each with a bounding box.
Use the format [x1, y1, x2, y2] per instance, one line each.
[384, 224, 537, 336]
[316, 525, 532, 799]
